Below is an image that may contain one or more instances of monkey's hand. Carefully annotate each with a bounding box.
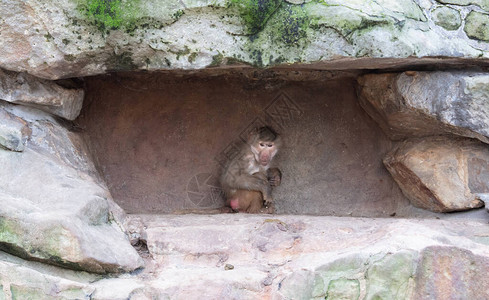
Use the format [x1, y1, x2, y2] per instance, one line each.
[268, 174, 281, 187]
[267, 168, 282, 187]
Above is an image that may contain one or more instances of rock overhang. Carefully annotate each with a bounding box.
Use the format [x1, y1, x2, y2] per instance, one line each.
[2, 0, 489, 80]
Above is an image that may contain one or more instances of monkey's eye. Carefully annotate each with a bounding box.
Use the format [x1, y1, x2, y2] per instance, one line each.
[267, 144, 273, 147]
[259, 143, 265, 147]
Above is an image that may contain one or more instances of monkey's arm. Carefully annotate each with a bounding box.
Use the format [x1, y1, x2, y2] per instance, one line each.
[221, 163, 272, 201]
[228, 172, 272, 198]
[267, 168, 282, 187]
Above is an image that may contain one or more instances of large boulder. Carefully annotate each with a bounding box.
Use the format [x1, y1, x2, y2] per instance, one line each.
[357, 71, 489, 144]
[1, 0, 488, 79]
[383, 136, 489, 212]
[0, 101, 143, 273]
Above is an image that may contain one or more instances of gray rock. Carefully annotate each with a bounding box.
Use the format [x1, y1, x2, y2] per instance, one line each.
[0, 69, 83, 120]
[125, 214, 489, 299]
[0, 109, 30, 151]
[383, 137, 488, 212]
[3, 214, 489, 299]
[432, 6, 462, 30]
[0, 101, 143, 273]
[0, 0, 487, 80]
[0, 252, 95, 299]
[357, 71, 489, 144]
[436, 0, 489, 11]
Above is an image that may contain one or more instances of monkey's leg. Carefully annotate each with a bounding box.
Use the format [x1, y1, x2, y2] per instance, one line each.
[245, 191, 265, 213]
[230, 173, 273, 204]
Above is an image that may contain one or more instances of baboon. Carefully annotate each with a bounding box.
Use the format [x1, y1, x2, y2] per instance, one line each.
[220, 126, 282, 213]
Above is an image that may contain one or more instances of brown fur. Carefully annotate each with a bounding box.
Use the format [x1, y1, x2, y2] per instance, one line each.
[220, 126, 282, 213]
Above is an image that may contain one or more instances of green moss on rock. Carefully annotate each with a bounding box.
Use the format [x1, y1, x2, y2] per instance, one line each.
[275, 4, 310, 44]
[210, 53, 224, 66]
[242, 2, 312, 67]
[107, 51, 137, 71]
[228, 0, 283, 34]
[188, 52, 198, 63]
[78, 0, 141, 31]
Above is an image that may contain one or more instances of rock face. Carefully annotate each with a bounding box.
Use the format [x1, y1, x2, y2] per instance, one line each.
[0, 69, 83, 120]
[2, 214, 489, 299]
[1, 0, 489, 79]
[357, 71, 489, 144]
[384, 137, 488, 212]
[87, 215, 489, 299]
[0, 101, 143, 274]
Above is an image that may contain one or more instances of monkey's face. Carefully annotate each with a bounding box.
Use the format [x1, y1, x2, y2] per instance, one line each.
[251, 140, 278, 166]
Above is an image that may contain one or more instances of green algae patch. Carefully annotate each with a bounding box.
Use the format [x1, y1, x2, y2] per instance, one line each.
[228, 0, 283, 34]
[243, 2, 312, 67]
[77, 0, 184, 33]
[78, 0, 140, 31]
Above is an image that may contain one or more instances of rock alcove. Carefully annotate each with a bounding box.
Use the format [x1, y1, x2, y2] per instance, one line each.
[78, 70, 406, 217]
[3, 0, 489, 298]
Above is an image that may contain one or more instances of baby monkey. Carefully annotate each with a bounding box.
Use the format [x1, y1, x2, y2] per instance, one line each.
[220, 126, 282, 213]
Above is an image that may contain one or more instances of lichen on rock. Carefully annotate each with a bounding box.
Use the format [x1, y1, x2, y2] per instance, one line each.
[464, 10, 489, 41]
[432, 6, 462, 30]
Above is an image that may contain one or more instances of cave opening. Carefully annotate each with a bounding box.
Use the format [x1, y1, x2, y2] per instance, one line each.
[76, 68, 485, 218]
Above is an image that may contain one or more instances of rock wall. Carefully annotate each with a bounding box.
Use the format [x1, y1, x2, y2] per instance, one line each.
[1, 0, 489, 79]
[1, 0, 489, 299]
[0, 71, 142, 274]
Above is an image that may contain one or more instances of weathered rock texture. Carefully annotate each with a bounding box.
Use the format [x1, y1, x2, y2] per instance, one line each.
[357, 71, 489, 144]
[1, 0, 489, 79]
[0, 69, 83, 120]
[0, 101, 143, 273]
[384, 136, 489, 212]
[5, 214, 486, 299]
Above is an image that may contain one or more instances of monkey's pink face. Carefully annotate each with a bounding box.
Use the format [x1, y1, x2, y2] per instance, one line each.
[252, 141, 278, 166]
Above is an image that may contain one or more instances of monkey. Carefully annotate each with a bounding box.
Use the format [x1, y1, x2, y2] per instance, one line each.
[173, 168, 281, 215]
[220, 126, 282, 213]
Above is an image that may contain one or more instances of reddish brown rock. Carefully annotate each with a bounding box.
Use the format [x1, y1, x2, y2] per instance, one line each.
[414, 246, 489, 300]
[383, 136, 488, 212]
